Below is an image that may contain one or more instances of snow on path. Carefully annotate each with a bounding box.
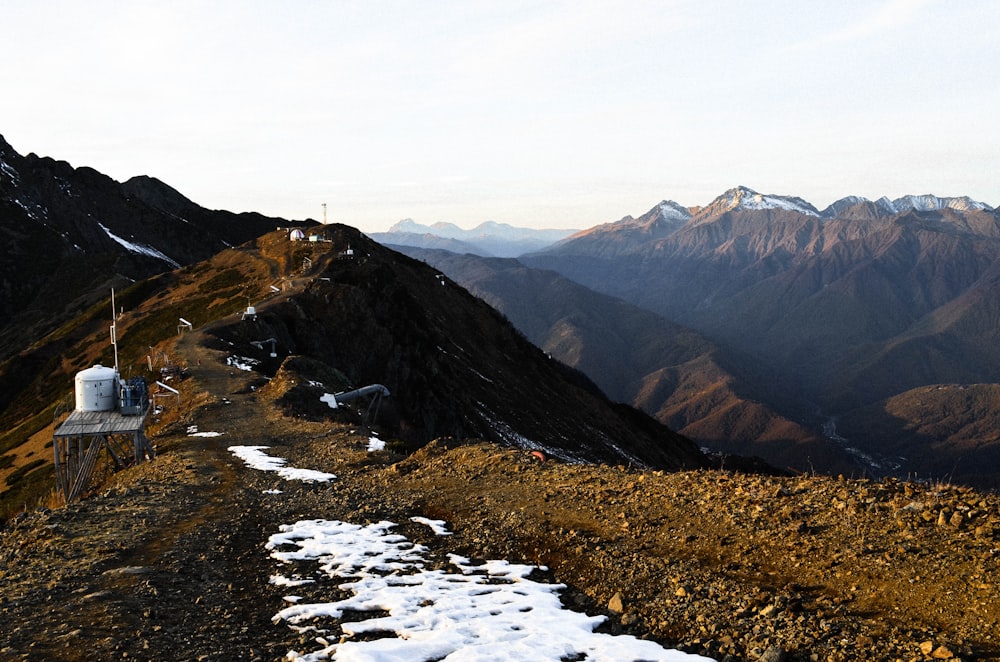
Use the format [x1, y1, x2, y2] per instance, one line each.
[187, 425, 224, 438]
[228, 446, 337, 483]
[267, 519, 715, 662]
[222, 433, 712, 660]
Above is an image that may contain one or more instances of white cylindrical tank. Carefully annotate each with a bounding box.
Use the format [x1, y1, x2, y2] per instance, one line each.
[75, 364, 119, 412]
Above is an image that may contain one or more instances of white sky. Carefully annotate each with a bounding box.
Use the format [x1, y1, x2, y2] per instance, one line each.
[2, 0, 997, 231]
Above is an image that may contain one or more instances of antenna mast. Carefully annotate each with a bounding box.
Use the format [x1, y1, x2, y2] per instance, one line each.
[110, 288, 120, 376]
[322, 202, 327, 224]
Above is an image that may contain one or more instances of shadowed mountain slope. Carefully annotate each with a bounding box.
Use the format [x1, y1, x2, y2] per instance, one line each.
[838, 383, 1000, 491]
[0, 134, 311, 360]
[392, 247, 852, 475]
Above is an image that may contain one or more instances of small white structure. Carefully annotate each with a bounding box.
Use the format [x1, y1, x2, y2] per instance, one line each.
[74, 364, 119, 412]
[242, 305, 257, 321]
[290, 228, 305, 241]
[177, 317, 193, 334]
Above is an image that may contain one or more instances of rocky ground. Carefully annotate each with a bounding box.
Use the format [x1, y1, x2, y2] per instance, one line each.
[2, 330, 1000, 661]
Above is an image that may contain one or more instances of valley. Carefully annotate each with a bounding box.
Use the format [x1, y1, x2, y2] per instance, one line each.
[390, 187, 1000, 487]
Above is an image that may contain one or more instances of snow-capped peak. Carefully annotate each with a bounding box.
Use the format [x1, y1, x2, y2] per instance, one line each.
[657, 200, 693, 223]
[874, 197, 898, 214]
[712, 186, 820, 217]
[820, 196, 899, 218]
[890, 194, 993, 213]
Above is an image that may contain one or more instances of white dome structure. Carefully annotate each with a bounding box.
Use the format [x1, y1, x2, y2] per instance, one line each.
[74, 364, 119, 412]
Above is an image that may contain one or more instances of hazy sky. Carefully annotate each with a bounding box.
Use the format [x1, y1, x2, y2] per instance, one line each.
[2, 0, 997, 231]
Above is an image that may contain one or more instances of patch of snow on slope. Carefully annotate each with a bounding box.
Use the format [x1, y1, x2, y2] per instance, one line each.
[229, 445, 337, 482]
[97, 222, 181, 268]
[226, 355, 259, 371]
[475, 402, 589, 464]
[267, 519, 713, 662]
[0, 159, 19, 183]
[658, 200, 693, 222]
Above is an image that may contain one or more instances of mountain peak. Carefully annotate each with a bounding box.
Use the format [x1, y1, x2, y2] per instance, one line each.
[121, 175, 199, 216]
[657, 200, 693, 223]
[890, 194, 993, 213]
[706, 186, 820, 217]
[387, 218, 429, 234]
[820, 196, 899, 219]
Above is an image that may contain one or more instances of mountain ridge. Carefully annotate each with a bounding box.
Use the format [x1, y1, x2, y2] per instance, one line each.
[370, 218, 577, 257]
[0, 133, 313, 360]
[521, 192, 1000, 485]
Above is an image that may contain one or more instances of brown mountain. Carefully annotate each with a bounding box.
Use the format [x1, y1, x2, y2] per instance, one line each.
[523, 187, 1000, 483]
[837, 383, 1000, 490]
[391, 247, 852, 474]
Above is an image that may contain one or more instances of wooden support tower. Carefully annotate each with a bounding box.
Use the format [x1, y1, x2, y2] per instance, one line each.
[53, 409, 154, 503]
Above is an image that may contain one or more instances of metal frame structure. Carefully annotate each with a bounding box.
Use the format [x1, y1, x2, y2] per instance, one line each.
[53, 408, 154, 503]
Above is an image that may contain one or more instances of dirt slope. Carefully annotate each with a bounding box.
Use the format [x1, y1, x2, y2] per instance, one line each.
[2, 329, 1000, 661]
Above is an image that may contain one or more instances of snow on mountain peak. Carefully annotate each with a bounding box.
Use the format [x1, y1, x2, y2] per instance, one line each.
[657, 200, 693, 223]
[891, 194, 992, 213]
[713, 186, 820, 217]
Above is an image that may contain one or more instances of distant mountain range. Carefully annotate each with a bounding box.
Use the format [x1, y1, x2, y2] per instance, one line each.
[368, 219, 577, 257]
[387, 186, 1000, 487]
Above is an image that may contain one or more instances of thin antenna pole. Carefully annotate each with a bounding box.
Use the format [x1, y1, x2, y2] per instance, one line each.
[322, 203, 327, 224]
[111, 289, 120, 376]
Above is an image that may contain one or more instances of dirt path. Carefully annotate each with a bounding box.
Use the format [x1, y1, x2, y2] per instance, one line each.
[0, 329, 342, 660]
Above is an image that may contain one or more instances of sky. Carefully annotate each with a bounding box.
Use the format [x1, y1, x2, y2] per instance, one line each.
[2, 0, 997, 231]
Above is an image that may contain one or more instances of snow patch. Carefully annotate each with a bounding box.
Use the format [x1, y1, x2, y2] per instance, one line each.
[410, 516, 452, 536]
[270, 574, 315, 588]
[0, 159, 19, 183]
[186, 425, 223, 437]
[226, 355, 259, 372]
[97, 222, 181, 268]
[228, 446, 337, 483]
[267, 519, 712, 662]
